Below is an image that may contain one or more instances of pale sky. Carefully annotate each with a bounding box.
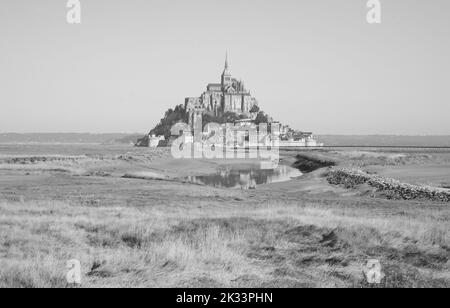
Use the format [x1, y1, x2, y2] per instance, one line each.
[0, 0, 449, 134]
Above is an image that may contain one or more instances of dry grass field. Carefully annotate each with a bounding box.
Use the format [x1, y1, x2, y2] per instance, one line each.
[0, 144, 449, 288]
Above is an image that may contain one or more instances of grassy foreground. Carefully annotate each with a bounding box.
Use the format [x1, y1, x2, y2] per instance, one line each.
[0, 197, 448, 288]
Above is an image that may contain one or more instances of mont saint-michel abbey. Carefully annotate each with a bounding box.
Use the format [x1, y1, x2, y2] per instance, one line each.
[185, 55, 259, 120]
[142, 55, 323, 148]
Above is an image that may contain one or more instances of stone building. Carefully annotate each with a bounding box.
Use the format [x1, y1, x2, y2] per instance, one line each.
[185, 55, 259, 128]
[148, 134, 165, 147]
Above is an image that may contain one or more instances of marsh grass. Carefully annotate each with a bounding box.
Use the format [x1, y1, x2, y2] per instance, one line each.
[0, 199, 448, 288]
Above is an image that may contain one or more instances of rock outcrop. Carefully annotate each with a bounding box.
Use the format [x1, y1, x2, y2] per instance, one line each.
[292, 154, 336, 173]
[327, 168, 450, 202]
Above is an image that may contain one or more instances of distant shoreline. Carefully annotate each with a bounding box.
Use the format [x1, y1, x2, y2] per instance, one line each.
[0, 134, 449, 148]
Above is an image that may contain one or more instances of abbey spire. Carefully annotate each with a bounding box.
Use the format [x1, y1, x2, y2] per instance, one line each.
[221, 53, 232, 87]
[224, 52, 229, 70]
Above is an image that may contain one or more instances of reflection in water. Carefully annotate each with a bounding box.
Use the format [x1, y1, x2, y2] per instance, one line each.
[187, 164, 302, 189]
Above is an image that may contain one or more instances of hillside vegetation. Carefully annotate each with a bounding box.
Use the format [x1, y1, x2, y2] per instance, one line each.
[136, 104, 271, 146]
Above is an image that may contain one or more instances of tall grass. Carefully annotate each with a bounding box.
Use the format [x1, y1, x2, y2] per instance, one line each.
[0, 199, 448, 288]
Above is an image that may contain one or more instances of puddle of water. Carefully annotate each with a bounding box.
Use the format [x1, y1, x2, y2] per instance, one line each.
[187, 163, 302, 189]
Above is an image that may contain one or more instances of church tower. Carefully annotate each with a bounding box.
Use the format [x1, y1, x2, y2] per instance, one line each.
[221, 53, 232, 89]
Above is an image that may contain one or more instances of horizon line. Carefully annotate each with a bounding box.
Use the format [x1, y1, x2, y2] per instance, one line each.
[1, 132, 450, 137]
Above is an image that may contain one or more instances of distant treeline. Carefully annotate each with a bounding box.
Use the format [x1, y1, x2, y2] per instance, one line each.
[0, 133, 143, 144]
[316, 135, 450, 147]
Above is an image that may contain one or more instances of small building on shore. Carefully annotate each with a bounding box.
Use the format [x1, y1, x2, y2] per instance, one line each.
[149, 135, 165, 147]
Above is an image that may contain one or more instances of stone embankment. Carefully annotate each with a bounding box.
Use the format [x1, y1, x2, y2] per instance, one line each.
[327, 168, 450, 202]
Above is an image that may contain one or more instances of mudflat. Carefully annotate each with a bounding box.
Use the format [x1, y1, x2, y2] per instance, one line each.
[0, 144, 448, 288]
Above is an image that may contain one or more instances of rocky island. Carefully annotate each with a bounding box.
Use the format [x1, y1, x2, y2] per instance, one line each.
[136, 56, 323, 148]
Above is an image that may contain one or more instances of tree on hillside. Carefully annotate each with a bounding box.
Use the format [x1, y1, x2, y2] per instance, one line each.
[254, 111, 270, 125]
[250, 105, 260, 113]
[203, 112, 242, 126]
[202, 113, 220, 127]
[150, 105, 188, 140]
[222, 112, 242, 123]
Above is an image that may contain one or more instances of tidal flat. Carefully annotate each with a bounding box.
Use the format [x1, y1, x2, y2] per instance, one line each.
[0, 144, 448, 288]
